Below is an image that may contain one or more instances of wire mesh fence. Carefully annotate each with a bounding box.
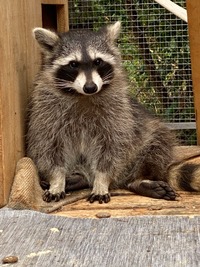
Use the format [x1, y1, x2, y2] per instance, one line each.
[68, 0, 196, 145]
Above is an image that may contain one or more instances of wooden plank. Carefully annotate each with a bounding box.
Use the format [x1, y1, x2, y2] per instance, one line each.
[165, 122, 196, 130]
[41, 0, 67, 4]
[0, 0, 25, 206]
[0, 0, 42, 207]
[23, 0, 42, 95]
[52, 191, 200, 218]
[0, 116, 3, 205]
[187, 0, 200, 144]
[57, 3, 69, 32]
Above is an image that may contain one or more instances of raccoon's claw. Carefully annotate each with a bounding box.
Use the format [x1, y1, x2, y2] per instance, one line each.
[87, 193, 110, 204]
[43, 190, 66, 202]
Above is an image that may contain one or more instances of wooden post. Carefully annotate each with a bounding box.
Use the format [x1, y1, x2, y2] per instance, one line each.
[0, 0, 69, 207]
[187, 0, 200, 145]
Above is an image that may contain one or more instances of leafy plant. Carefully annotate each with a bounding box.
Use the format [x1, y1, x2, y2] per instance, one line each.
[68, 0, 196, 145]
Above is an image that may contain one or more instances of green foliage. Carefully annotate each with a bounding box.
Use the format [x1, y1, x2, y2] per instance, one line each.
[69, 0, 196, 145]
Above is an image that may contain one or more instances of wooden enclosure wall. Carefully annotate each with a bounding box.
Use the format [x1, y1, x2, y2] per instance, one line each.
[187, 0, 200, 145]
[0, 0, 68, 207]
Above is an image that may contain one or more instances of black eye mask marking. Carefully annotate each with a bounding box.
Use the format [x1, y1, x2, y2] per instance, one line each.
[56, 64, 79, 82]
[96, 60, 114, 82]
[54, 57, 114, 94]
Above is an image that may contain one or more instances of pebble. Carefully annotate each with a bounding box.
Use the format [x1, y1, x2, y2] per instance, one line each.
[95, 212, 111, 218]
[2, 256, 18, 264]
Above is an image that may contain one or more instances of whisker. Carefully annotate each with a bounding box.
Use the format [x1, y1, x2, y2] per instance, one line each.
[54, 77, 71, 83]
[102, 72, 114, 84]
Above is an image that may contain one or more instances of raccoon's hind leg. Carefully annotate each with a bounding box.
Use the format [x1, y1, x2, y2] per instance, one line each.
[43, 167, 66, 202]
[127, 179, 176, 200]
[126, 128, 177, 200]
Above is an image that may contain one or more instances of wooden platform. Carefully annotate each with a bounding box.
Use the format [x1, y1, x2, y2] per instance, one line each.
[52, 190, 200, 218]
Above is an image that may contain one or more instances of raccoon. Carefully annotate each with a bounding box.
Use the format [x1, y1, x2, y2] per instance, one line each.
[26, 22, 200, 203]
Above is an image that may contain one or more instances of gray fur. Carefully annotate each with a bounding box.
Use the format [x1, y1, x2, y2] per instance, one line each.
[27, 22, 179, 203]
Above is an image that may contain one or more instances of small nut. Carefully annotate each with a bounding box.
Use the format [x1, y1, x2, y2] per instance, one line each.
[2, 256, 18, 264]
[95, 212, 111, 218]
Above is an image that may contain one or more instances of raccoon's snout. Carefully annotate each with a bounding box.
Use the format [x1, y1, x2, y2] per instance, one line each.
[83, 82, 98, 94]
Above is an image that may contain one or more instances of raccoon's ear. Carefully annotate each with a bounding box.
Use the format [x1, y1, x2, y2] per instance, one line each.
[106, 21, 121, 42]
[33, 28, 59, 52]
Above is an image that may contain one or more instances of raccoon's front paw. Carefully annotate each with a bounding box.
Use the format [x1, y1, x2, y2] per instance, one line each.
[43, 190, 66, 202]
[87, 193, 110, 204]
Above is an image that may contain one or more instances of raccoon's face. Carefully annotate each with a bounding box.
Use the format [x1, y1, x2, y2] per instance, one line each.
[54, 51, 114, 95]
[33, 22, 121, 95]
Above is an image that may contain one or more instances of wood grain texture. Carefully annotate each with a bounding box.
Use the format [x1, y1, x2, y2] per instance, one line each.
[23, 0, 42, 95]
[187, 0, 200, 144]
[57, 3, 69, 32]
[0, 0, 42, 206]
[1, 209, 200, 266]
[0, 0, 25, 206]
[0, 128, 3, 204]
[41, 0, 67, 4]
[52, 191, 200, 218]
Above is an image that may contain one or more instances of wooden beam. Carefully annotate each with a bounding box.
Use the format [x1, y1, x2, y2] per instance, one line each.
[165, 122, 196, 130]
[187, 0, 200, 144]
[56, 3, 69, 32]
[41, 0, 66, 4]
[155, 0, 187, 22]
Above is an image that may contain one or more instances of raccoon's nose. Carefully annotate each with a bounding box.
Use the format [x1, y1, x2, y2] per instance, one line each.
[83, 82, 98, 94]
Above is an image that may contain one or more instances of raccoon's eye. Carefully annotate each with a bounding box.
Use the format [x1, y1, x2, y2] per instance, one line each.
[94, 58, 103, 66]
[69, 61, 79, 69]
